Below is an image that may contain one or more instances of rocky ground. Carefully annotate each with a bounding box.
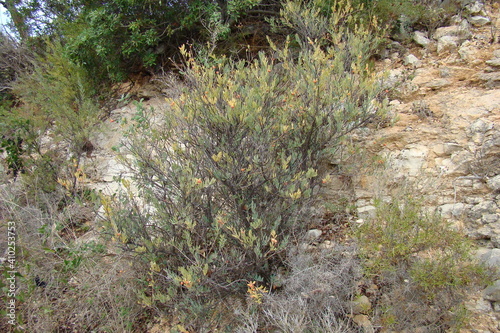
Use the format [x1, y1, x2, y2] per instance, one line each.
[350, 2, 500, 331]
[70, 1, 500, 331]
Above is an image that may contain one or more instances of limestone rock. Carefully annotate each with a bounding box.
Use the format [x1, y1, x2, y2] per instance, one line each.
[306, 229, 322, 240]
[482, 214, 499, 224]
[358, 206, 376, 220]
[486, 58, 500, 68]
[404, 54, 421, 67]
[352, 314, 374, 333]
[413, 31, 431, 47]
[473, 298, 493, 313]
[437, 36, 458, 54]
[381, 69, 404, 89]
[493, 301, 500, 312]
[459, 41, 478, 61]
[487, 175, 500, 192]
[433, 23, 472, 42]
[476, 72, 500, 88]
[393, 145, 428, 176]
[467, 119, 495, 144]
[443, 143, 462, 155]
[425, 78, 452, 90]
[439, 203, 466, 218]
[466, 1, 485, 15]
[468, 201, 498, 220]
[469, 16, 491, 27]
[480, 248, 500, 271]
[484, 280, 500, 301]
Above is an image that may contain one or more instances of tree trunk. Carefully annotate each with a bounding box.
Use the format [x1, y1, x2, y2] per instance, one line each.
[0, 0, 30, 40]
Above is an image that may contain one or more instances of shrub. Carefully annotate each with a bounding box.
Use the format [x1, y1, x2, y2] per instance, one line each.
[356, 195, 491, 331]
[354, 0, 462, 38]
[110, 1, 386, 328]
[12, 39, 101, 195]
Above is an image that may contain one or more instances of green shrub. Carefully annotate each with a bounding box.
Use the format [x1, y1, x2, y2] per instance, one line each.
[354, 0, 462, 36]
[12, 39, 101, 195]
[109, 1, 386, 328]
[356, 195, 490, 331]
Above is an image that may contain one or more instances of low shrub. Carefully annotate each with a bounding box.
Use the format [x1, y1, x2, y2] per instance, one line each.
[10, 38, 101, 196]
[356, 195, 491, 331]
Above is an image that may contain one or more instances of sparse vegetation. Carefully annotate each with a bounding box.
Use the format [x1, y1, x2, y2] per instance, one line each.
[356, 195, 491, 331]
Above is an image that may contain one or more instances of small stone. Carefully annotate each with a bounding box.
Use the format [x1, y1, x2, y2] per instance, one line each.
[483, 214, 500, 224]
[469, 201, 498, 220]
[469, 226, 493, 240]
[480, 249, 500, 271]
[468, 119, 494, 135]
[439, 203, 465, 218]
[306, 229, 322, 240]
[494, 302, 500, 312]
[475, 298, 493, 313]
[432, 144, 446, 157]
[352, 314, 374, 333]
[466, 1, 485, 15]
[319, 240, 334, 249]
[486, 58, 500, 68]
[443, 143, 462, 155]
[426, 78, 452, 90]
[459, 41, 477, 61]
[358, 206, 376, 220]
[404, 54, 421, 67]
[449, 15, 463, 26]
[437, 36, 458, 54]
[487, 175, 500, 192]
[352, 295, 372, 314]
[469, 16, 491, 27]
[382, 68, 404, 89]
[439, 67, 452, 78]
[413, 31, 431, 47]
[477, 72, 500, 87]
[433, 24, 472, 41]
[484, 280, 500, 301]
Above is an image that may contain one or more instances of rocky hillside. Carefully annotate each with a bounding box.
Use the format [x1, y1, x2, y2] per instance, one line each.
[352, 2, 500, 331]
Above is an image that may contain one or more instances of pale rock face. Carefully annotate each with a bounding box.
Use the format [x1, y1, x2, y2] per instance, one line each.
[459, 41, 478, 61]
[437, 36, 459, 54]
[439, 203, 466, 218]
[391, 145, 428, 177]
[487, 175, 500, 192]
[466, 1, 486, 15]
